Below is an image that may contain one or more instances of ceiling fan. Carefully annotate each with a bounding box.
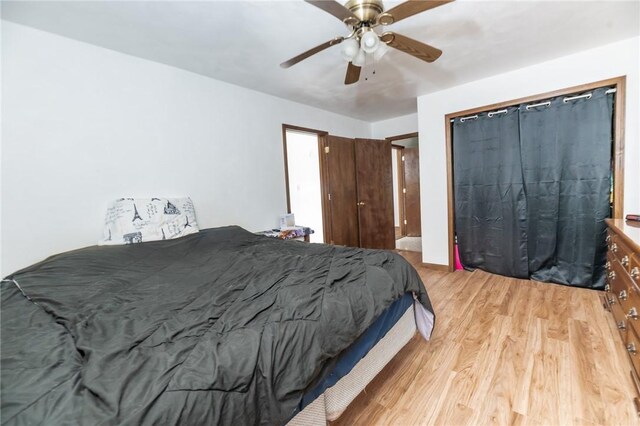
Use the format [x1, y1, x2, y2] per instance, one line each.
[280, 0, 454, 85]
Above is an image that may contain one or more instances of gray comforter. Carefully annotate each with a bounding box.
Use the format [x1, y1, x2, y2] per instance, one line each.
[1, 226, 433, 425]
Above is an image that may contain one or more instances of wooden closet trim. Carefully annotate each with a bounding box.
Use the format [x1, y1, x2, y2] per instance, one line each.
[281, 124, 328, 229]
[444, 76, 626, 272]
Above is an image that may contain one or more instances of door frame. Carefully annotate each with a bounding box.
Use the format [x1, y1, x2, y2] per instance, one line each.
[387, 132, 420, 241]
[444, 76, 626, 272]
[281, 124, 328, 240]
[391, 144, 406, 238]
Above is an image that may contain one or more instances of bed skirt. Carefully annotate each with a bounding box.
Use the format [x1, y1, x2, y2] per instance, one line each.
[287, 304, 417, 425]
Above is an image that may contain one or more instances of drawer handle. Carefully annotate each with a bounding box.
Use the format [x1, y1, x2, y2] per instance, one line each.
[620, 289, 628, 300]
[606, 261, 611, 270]
[618, 320, 627, 330]
[628, 342, 637, 356]
[610, 243, 618, 253]
[606, 235, 612, 243]
[605, 283, 611, 292]
[622, 255, 630, 267]
[609, 271, 616, 281]
[632, 267, 640, 280]
[608, 297, 617, 305]
[628, 307, 639, 320]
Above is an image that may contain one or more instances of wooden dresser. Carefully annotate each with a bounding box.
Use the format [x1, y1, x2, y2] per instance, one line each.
[604, 218, 640, 412]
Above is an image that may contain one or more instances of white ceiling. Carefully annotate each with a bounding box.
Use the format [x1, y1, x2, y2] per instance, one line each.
[3, 0, 639, 121]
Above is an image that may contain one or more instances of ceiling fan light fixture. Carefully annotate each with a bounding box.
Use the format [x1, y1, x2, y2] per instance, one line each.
[373, 40, 389, 61]
[360, 30, 380, 54]
[352, 48, 366, 67]
[340, 37, 360, 61]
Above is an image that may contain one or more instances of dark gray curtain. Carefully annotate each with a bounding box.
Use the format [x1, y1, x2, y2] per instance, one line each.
[453, 87, 613, 289]
[453, 107, 529, 278]
[520, 87, 613, 288]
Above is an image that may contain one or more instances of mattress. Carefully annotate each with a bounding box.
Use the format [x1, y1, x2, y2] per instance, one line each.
[299, 292, 414, 410]
[287, 303, 418, 425]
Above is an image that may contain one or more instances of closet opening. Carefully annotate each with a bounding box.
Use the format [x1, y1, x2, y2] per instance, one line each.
[445, 76, 626, 288]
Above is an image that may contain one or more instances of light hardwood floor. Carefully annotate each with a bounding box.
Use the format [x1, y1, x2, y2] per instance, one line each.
[333, 251, 638, 425]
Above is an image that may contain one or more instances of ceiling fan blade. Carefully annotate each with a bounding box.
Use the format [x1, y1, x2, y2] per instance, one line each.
[344, 62, 361, 85]
[380, 32, 442, 63]
[280, 37, 344, 68]
[378, 0, 454, 25]
[304, 0, 360, 25]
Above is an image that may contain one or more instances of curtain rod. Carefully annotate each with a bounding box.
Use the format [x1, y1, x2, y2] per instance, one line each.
[450, 87, 617, 123]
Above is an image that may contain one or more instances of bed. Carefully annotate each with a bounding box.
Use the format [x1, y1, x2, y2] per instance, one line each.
[1, 226, 434, 425]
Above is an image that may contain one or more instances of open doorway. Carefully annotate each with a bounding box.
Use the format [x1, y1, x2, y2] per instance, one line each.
[389, 133, 421, 252]
[283, 126, 325, 243]
[282, 125, 395, 249]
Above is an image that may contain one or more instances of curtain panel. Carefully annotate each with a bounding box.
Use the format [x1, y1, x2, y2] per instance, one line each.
[453, 87, 613, 289]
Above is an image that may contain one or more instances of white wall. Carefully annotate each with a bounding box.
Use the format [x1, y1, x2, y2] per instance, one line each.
[371, 113, 417, 139]
[1, 22, 370, 275]
[418, 36, 640, 266]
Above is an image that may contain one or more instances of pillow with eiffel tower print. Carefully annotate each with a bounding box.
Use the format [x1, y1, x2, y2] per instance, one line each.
[99, 197, 199, 245]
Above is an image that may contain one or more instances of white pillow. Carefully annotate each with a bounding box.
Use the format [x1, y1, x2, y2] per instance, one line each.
[99, 197, 199, 245]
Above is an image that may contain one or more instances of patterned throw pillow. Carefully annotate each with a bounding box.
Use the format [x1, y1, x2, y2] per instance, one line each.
[99, 198, 199, 245]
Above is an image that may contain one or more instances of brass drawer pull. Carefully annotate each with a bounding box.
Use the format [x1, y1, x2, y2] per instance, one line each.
[627, 342, 637, 356]
[628, 307, 639, 320]
[618, 320, 627, 330]
[606, 235, 611, 243]
[609, 271, 616, 281]
[610, 243, 618, 253]
[622, 255, 630, 267]
[620, 289, 628, 300]
[608, 297, 616, 305]
[606, 261, 611, 270]
[632, 267, 640, 280]
[605, 283, 611, 292]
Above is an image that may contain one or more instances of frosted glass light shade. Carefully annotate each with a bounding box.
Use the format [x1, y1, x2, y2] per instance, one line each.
[340, 38, 360, 61]
[352, 48, 366, 67]
[360, 30, 380, 54]
[373, 41, 389, 61]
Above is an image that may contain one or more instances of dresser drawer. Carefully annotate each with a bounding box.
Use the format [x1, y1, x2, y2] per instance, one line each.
[608, 255, 629, 299]
[612, 296, 629, 340]
[627, 326, 640, 375]
[631, 255, 640, 288]
[618, 284, 640, 328]
[610, 233, 634, 272]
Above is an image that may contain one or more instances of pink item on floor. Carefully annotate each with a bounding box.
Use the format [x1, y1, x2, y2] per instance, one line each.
[454, 244, 463, 270]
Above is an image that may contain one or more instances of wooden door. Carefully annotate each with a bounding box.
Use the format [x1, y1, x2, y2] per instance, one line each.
[355, 138, 395, 249]
[403, 147, 422, 237]
[320, 136, 359, 247]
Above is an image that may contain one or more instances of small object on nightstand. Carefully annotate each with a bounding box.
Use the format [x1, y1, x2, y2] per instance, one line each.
[627, 214, 640, 228]
[279, 213, 295, 229]
[257, 226, 314, 242]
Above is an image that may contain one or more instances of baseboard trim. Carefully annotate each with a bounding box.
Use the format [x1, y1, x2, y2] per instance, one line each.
[421, 262, 450, 272]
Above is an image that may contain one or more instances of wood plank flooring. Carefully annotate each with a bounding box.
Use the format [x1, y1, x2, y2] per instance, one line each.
[333, 251, 638, 425]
